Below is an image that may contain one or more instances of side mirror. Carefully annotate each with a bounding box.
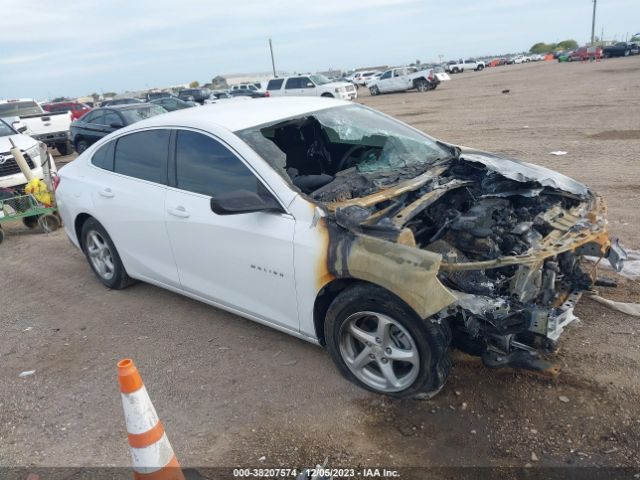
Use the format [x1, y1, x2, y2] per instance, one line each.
[13, 121, 28, 133]
[110, 122, 124, 128]
[306, 82, 315, 88]
[210, 190, 282, 215]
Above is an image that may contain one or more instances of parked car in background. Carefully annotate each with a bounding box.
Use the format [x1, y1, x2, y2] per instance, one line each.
[511, 55, 527, 64]
[629, 43, 639, 55]
[229, 89, 270, 98]
[266, 75, 357, 100]
[445, 59, 484, 73]
[529, 54, 545, 61]
[0, 119, 56, 190]
[149, 97, 198, 111]
[56, 97, 625, 397]
[71, 103, 166, 153]
[568, 46, 603, 62]
[368, 67, 440, 95]
[145, 91, 174, 102]
[101, 98, 143, 107]
[0, 99, 73, 155]
[43, 101, 92, 121]
[353, 71, 379, 86]
[557, 51, 573, 62]
[177, 88, 211, 105]
[204, 91, 234, 104]
[231, 84, 263, 93]
[603, 42, 633, 58]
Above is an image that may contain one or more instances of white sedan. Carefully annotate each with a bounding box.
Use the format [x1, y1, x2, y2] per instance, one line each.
[56, 98, 623, 397]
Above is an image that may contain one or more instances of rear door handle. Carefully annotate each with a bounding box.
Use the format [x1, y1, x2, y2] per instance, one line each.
[168, 206, 190, 218]
[99, 188, 114, 198]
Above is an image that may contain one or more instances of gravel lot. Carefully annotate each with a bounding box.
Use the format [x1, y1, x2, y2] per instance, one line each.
[1, 58, 639, 475]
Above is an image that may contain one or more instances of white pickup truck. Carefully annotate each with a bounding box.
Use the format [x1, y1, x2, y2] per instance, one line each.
[0, 118, 56, 190]
[445, 59, 486, 73]
[0, 99, 73, 155]
[366, 66, 441, 95]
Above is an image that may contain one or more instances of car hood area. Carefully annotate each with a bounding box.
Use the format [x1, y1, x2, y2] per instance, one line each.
[320, 149, 625, 370]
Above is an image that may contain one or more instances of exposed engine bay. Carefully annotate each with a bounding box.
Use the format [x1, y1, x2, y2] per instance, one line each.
[237, 104, 627, 372]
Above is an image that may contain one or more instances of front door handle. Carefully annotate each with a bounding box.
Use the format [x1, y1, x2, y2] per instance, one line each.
[99, 188, 114, 198]
[168, 206, 190, 218]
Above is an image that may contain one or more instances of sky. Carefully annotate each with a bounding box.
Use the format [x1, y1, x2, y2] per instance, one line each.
[1, 0, 639, 100]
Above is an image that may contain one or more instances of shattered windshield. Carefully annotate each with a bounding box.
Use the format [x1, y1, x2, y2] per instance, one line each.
[237, 104, 451, 183]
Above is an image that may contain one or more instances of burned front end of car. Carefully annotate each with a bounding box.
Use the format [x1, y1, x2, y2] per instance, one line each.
[324, 150, 626, 372]
[236, 103, 626, 372]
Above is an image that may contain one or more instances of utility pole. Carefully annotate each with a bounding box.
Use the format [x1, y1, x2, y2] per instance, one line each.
[590, 0, 597, 46]
[268, 38, 277, 77]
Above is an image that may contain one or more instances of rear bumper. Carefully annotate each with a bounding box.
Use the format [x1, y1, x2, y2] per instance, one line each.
[33, 131, 70, 146]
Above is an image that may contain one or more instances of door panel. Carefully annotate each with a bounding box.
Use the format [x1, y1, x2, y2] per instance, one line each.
[164, 129, 299, 330]
[165, 191, 298, 328]
[90, 129, 180, 287]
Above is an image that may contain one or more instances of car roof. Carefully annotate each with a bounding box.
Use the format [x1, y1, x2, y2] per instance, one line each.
[120, 97, 350, 132]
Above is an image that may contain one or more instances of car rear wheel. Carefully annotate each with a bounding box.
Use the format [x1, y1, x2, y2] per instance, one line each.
[75, 139, 89, 154]
[81, 218, 134, 289]
[369, 85, 380, 96]
[415, 80, 429, 92]
[325, 284, 452, 398]
[55, 141, 72, 156]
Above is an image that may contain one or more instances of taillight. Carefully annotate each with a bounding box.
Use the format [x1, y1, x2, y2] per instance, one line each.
[264, 91, 270, 97]
[53, 175, 61, 192]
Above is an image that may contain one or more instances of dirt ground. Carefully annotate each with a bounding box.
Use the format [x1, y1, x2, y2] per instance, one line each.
[1, 58, 639, 477]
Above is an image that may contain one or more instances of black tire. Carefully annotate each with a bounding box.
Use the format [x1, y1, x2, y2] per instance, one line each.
[22, 215, 40, 229]
[369, 85, 380, 96]
[477, 65, 484, 71]
[80, 217, 135, 289]
[55, 141, 72, 156]
[325, 283, 452, 398]
[415, 79, 429, 92]
[75, 139, 89, 154]
[0, 227, 4, 244]
[321, 93, 334, 98]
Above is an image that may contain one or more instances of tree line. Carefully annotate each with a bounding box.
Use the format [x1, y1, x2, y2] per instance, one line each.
[529, 39, 579, 54]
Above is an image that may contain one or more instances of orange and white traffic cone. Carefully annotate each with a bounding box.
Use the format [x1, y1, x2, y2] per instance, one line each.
[118, 358, 185, 480]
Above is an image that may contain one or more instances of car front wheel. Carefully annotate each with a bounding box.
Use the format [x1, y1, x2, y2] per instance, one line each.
[81, 218, 134, 289]
[325, 284, 451, 398]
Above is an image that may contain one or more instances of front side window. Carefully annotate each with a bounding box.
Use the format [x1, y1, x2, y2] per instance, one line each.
[174, 130, 259, 197]
[285, 78, 301, 89]
[299, 77, 314, 88]
[380, 71, 392, 80]
[114, 130, 169, 183]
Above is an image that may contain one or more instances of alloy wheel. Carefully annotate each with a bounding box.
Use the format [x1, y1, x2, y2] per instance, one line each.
[339, 311, 420, 393]
[86, 230, 115, 280]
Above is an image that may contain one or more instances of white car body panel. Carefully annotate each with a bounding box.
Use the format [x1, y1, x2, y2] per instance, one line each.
[56, 99, 355, 343]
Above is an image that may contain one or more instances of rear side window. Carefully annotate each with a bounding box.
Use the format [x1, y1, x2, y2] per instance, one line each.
[91, 141, 115, 170]
[114, 130, 169, 184]
[267, 79, 283, 90]
[174, 130, 259, 197]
